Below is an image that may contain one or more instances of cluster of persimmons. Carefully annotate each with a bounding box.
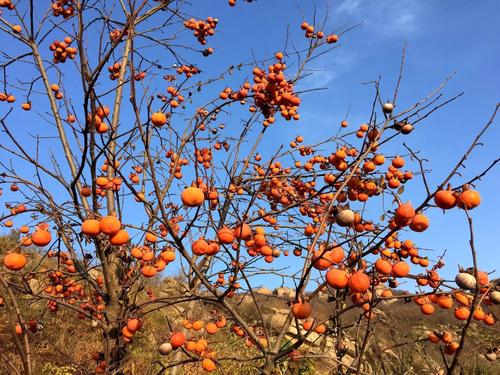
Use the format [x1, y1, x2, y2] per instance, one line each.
[0, 2, 497, 373]
[51, 0, 74, 18]
[2, 143, 494, 372]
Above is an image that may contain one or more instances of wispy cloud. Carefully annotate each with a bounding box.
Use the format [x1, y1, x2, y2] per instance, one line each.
[300, 70, 337, 89]
[334, 0, 425, 38]
[297, 52, 357, 89]
[337, 0, 361, 14]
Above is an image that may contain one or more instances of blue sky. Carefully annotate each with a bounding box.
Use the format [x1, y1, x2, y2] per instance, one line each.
[1, 0, 499, 289]
[189, 0, 500, 286]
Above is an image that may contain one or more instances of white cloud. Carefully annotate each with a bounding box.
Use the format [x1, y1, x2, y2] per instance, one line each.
[373, 10, 418, 36]
[301, 70, 337, 89]
[333, 0, 424, 38]
[337, 0, 361, 14]
[298, 52, 357, 89]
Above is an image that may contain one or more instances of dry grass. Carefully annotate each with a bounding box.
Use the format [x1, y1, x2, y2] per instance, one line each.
[0, 259, 498, 375]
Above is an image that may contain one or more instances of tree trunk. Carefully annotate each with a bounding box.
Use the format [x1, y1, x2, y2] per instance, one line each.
[261, 355, 277, 375]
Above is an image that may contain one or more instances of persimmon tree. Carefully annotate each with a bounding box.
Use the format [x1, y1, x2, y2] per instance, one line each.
[0, 1, 498, 374]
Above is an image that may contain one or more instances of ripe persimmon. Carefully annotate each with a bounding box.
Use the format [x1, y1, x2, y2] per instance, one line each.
[391, 156, 405, 168]
[442, 331, 452, 344]
[428, 332, 440, 343]
[217, 227, 234, 244]
[191, 320, 204, 330]
[444, 342, 459, 355]
[145, 232, 157, 243]
[291, 299, 312, 319]
[437, 295, 453, 309]
[326, 268, 348, 289]
[170, 331, 186, 349]
[434, 189, 456, 209]
[394, 202, 415, 226]
[181, 186, 204, 207]
[160, 250, 176, 262]
[457, 189, 480, 210]
[374, 258, 392, 275]
[205, 322, 218, 334]
[315, 324, 326, 334]
[348, 272, 370, 293]
[121, 326, 134, 338]
[81, 219, 100, 236]
[192, 238, 209, 255]
[151, 111, 167, 126]
[202, 358, 217, 372]
[127, 318, 141, 332]
[302, 319, 313, 331]
[99, 216, 121, 235]
[233, 223, 252, 240]
[477, 271, 489, 286]
[421, 304, 435, 315]
[454, 307, 470, 320]
[392, 261, 410, 277]
[3, 253, 27, 271]
[473, 307, 485, 321]
[409, 214, 429, 232]
[109, 230, 130, 246]
[31, 229, 52, 246]
[141, 265, 157, 277]
[483, 314, 495, 326]
[216, 317, 227, 328]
